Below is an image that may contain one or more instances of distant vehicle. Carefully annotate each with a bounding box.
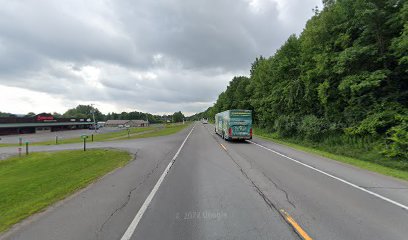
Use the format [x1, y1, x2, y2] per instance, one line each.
[215, 109, 252, 141]
[118, 124, 124, 128]
[201, 118, 208, 124]
[124, 124, 130, 128]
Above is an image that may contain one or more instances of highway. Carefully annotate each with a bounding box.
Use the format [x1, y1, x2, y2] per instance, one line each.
[1, 123, 408, 240]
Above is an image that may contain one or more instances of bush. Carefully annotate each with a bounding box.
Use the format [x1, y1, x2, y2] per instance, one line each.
[298, 115, 327, 141]
[273, 115, 298, 137]
[345, 104, 406, 136]
[383, 115, 408, 161]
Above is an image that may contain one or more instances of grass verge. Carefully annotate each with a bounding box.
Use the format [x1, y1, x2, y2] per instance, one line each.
[0, 127, 156, 147]
[115, 123, 191, 140]
[0, 149, 132, 232]
[254, 129, 408, 181]
[0, 124, 191, 147]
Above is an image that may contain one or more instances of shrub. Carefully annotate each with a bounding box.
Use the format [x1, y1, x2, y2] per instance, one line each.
[274, 115, 298, 137]
[298, 115, 327, 141]
[383, 115, 408, 161]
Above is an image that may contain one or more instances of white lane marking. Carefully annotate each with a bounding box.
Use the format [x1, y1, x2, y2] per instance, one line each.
[120, 125, 195, 240]
[248, 140, 408, 211]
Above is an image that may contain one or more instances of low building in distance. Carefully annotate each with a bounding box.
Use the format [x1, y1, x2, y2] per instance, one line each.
[0, 113, 93, 135]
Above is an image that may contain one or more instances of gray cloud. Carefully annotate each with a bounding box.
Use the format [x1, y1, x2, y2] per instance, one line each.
[0, 0, 322, 115]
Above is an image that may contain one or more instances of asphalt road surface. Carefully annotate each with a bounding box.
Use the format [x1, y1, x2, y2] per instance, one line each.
[1, 123, 407, 240]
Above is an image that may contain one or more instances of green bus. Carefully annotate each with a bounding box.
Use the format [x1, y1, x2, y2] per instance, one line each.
[215, 109, 252, 141]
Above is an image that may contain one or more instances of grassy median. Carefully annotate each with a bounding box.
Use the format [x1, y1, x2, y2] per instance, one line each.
[0, 149, 132, 232]
[0, 124, 191, 147]
[0, 127, 156, 147]
[34, 126, 156, 145]
[116, 123, 191, 140]
[254, 129, 408, 181]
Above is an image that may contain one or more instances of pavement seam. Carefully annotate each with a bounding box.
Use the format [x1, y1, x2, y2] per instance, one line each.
[259, 171, 297, 209]
[236, 161, 303, 240]
[204, 124, 297, 209]
[119, 125, 195, 240]
[96, 149, 173, 239]
[204, 125, 303, 240]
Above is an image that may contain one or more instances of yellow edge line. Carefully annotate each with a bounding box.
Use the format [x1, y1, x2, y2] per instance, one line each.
[280, 209, 313, 240]
[220, 144, 227, 151]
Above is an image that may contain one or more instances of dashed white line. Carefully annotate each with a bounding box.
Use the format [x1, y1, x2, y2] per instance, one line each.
[120, 125, 195, 240]
[248, 140, 408, 211]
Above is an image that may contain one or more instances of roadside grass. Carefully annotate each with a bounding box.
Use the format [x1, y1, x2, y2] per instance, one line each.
[0, 127, 156, 147]
[0, 143, 15, 147]
[0, 149, 132, 233]
[115, 123, 191, 140]
[0, 123, 191, 148]
[254, 128, 408, 181]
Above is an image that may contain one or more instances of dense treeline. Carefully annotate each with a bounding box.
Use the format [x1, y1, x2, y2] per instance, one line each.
[202, 0, 408, 162]
[0, 112, 16, 117]
[30, 105, 185, 123]
[3, 105, 186, 124]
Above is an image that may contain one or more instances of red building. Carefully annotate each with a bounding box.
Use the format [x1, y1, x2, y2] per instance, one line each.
[0, 113, 93, 135]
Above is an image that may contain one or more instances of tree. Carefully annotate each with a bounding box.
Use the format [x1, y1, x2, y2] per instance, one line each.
[63, 105, 104, 121]
[198, 0, 408, 161]
[0, 112, 15, 117]
[25, 112, 36, 117]
[172, 111, 185, 123]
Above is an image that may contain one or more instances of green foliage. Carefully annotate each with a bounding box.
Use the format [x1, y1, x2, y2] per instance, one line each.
[273, 115, 298, 137]
[383, 115, 408, 160]
[0, 112, 15, 117]
[24, 112, 36, 117]
[63, 105, 163, 123]
[172, 111, 185, 123]
[345, 103, 406, 136]
[298, 115, 328, 141]
[106, 111, 162, 123]
[63, 105, 104, 121]
[203, 0, 408, 162]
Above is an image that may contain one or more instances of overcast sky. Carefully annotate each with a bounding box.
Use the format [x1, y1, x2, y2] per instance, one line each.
[0, 0, 322, 116]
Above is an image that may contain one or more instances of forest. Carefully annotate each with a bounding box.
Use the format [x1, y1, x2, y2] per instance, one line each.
[197, 0, 408, 165]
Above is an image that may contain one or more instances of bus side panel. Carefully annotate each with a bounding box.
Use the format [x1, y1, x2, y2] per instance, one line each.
[214, 115, 218, 134]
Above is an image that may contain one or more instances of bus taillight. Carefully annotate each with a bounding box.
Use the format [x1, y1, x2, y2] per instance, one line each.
[250, 128, 253, 136]
[229, 127, 232, 136]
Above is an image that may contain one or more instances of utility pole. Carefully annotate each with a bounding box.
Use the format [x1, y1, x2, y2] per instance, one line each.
[90, 104, 97, 133]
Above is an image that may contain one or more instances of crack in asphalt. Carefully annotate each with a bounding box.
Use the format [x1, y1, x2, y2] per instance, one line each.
[202, 124, 302, 239]
[96, 149, 173, 239]
[233, 158, 302, 240]
[204, 125, 297, 209]
[217, 145, 301, 239]
[260, 171, 297, 209]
